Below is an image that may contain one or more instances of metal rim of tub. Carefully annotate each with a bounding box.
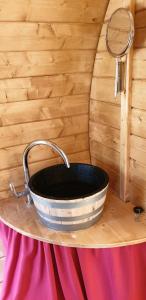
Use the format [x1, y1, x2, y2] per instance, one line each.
[10, 140, 109, 232]
[28, 163, 109, 231]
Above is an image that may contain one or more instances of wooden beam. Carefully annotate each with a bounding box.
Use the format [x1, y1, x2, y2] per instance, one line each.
[120, 0, 135, 201]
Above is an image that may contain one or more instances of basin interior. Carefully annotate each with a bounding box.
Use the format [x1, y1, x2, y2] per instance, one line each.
[29, 163, 109, 200]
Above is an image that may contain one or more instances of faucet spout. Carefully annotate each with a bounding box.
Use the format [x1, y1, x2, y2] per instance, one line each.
[23, 140, 70, 186]
[10, 140, 70, 205]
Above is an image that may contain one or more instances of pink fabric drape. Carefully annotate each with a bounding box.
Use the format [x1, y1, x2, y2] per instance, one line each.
[0, 221, 146, 300]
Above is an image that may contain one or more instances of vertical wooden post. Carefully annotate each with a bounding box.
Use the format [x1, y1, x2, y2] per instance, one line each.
[120, 0, 135, 201]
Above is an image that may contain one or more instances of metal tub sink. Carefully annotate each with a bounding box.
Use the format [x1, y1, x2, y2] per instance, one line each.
[10, 141, 109, 231]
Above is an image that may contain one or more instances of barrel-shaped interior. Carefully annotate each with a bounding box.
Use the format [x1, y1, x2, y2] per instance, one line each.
[28, 163, 109, 200]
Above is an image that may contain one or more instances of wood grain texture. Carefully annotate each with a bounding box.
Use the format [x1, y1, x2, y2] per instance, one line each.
[0, 0, 108, 23]
[0, 50, 95, 79]
[133, 49, 146, 79]
[90, 140, 120, 172]
[129, 2, 146, 207]
[104, 0, 126, 20]
[120, 0, 135, 201]
[97, 24, 107, 52]
[136, 0, 146, 11]
[0, 0, 109, 280]
[0, 73, 91, 104]
[128, 182, 146, 209]
[0, 114, 89, 149]
[0, 95, 89, 126]
[90, 100, 120, 129]
[89, 0, 123, 198]
[130, 134, 146, 164]
[130, 158, 146, 188]
[0, 0, 109, 206]
[0, 23, 100, 51]
[92, 157, 120, 194]
[91, 77, 120, 104]
[135, 27, 146, 48]
[89, 0, 146, 207]
[131, 108, 146, 138]
[0, 133, 89, 171]
[89, 121, 120, 151]
[132, 80, 146, 109]
[93, 52, 115, 77]
[135, 10, 146, 27]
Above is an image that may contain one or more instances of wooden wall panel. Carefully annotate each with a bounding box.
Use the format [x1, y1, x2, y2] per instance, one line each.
[0, 0, 109, 282]
[0, 134, 89, 170]
[136, 0, 146, 10]
[0, 74, 91, 103]
[92, 157, 120, 194]
[130, 135, 146, 164]
[93, 52, 115, 77]
[104, 0, 126, 20]
[0, 50, 95, 79]
[0, 115, 88, 149]
[90, 0, 146, 207]
[0, 0, 108, 23]
[129, 2, 146, 207]
[0, 95, 89, 126]
[90, 101, 120, 129]
[89, 0, 121, 193]
[89, 121, 120, 151]
[0, 23, 100, 51]
[131, 108, 146, 138]
[0, 0, 109, 201]
[90, 140, 120, 172]
[132, 80, 146, 109]
[91, 77, 117, 104]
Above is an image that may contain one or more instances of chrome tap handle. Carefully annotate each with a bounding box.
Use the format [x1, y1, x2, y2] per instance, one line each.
[9, 182, 32, 205]
[9, 183, 28, 198]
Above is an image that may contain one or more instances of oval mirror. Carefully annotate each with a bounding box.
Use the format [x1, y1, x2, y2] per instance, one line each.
[106, 8, 134, 58]
[106, 8, 134, 97]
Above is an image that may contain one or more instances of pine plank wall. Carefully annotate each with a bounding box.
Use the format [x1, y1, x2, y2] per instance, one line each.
[0, 0, 109, 289]
[90, 0, 146, 208]
[0, 0, 146, 292]
[90, 0, 127, 196]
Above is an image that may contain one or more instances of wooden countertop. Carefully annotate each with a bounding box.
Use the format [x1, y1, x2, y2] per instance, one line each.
[0, 190, 146, 248]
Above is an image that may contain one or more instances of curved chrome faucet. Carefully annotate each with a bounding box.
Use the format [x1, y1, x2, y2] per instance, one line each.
[23, 140, 70, 185]
[10, 140, 70, 204]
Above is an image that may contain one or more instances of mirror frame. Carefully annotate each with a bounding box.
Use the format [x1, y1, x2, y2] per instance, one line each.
[106, 8, 135, 58]
[106, 8, 135, 97]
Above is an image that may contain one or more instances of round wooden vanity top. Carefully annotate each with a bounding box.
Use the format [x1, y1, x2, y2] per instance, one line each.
[0, 190, 146, 248]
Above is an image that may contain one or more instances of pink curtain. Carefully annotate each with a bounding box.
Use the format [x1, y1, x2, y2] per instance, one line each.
[0, 221, 146, 300]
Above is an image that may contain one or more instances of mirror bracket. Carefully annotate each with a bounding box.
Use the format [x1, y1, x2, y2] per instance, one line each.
[115, 57, 125, 98]
[106, 8, 134, 98]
